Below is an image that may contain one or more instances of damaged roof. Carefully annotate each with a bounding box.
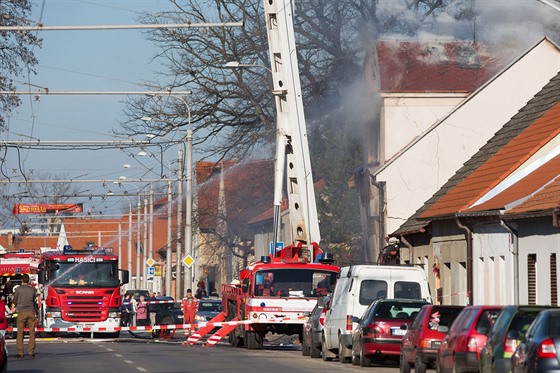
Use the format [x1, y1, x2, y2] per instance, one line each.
[372, 40, 499, 93]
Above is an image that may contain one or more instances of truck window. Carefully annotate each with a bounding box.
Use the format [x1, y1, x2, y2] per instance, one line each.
[253, 269, 336, 298]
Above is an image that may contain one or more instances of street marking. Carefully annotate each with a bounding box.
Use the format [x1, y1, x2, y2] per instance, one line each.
[115, 354, 123, 357]
[124, 360, 133, 364]
[137, 368, 147, 372]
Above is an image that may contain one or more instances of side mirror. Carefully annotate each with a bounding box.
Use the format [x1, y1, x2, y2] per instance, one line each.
[120, 269, 130, 285]
[38, 270, 45, 285]
[351, 316, 360, 323]
[242, 279, 249, 293]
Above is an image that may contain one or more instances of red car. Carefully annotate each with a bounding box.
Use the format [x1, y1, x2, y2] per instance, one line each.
[437, 305, 502, 373]
[351, 298, 430, 367]
[400, 304, 465, 373]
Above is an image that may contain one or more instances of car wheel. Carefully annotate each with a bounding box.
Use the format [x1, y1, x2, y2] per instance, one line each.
[301, 334, 310, 356]
[360, 349, 372, 367]
[400, 352, 412, 373]
[245, 331, 263, 349]
[310, 339, 321, 358]
[321, 334, 334, 361]
[158, 317, 176, 339]
[339, 340, 351, 363]
[415, 354, 428, 373]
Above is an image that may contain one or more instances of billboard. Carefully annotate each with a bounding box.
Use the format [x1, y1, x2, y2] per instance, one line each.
[12, 203, 84, 215]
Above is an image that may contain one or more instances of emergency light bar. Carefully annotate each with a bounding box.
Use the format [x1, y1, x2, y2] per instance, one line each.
[63, 245, 112, 255]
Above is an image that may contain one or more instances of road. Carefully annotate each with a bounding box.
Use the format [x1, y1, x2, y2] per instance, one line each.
[6, 334, 401, 373]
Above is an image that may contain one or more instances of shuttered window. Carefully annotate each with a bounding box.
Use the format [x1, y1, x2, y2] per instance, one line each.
[528, 254, 537, 305]
[551, 254, 557, 306]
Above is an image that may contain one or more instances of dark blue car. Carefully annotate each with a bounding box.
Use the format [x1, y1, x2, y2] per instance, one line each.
[512, 308, 560, 373]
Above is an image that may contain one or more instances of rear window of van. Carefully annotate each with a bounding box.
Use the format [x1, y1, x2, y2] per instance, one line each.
[359, 280, 387, 305]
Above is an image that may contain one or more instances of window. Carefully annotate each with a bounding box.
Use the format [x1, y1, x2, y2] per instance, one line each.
[253, 269, 337, 298]
[359, 280, 387, 305]
[394, 281, 422, 300]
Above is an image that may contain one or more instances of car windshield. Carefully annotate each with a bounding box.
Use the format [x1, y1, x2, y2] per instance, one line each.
[48, 261, 119, 288]
[198, 301, 221, 312]
[253, 269, 337, 298]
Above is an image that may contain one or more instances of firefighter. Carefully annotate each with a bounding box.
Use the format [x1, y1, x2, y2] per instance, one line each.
[181, 289, 198, 341]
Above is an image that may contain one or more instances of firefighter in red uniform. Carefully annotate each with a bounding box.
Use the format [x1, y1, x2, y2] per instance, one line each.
[181, 289, 198, 340]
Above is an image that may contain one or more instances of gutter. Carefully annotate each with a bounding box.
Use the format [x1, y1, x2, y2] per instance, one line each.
[455, 218, 473, 305]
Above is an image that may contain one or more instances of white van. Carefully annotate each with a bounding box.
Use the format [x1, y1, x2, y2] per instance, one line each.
[321, 265, 431, 362]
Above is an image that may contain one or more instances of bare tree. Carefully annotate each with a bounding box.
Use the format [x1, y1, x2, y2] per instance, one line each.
[0, 0, 42, 131]
[118, 0, 460, 158]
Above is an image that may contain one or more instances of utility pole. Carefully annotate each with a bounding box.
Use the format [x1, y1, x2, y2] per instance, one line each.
[166, 180, 173, 296]
[136, 198, 141, 288]
[175, 149, 184, 300]
[142, 197, 148, 288]
[184, 125, 193, 292]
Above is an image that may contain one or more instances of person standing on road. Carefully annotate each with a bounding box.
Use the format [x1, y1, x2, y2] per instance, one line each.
[121, 293, 133, 327]
[181, 289, 198, 341]
[0, 296, 8, 337]
[147, 291, 157, 326]
[13, 274, 37, 358]
[136, 295, 149, 326]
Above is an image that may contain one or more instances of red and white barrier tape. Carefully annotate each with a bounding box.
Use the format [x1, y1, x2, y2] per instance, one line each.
[7, 315, 306, 333]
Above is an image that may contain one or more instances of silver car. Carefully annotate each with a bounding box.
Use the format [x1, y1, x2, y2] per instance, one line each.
[302, 295, 331, 358]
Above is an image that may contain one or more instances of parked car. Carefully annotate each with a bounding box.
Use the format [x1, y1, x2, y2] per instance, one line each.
[323, 264, 432, 362]
[123, 289, 150, 301]
[351, 298, 430, 367]
[194, 298, 222, 325]
[151, 296, 183, 339]
[400, 304, 465, 373]
[302, 295, 330, 358]
[437, 305, 502, 373]
[511, 308, 560, 373]
[480, 305, 553, 373]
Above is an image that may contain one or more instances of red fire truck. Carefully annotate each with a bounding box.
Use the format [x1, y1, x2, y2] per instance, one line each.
[221, 243, 338, 349]
[37, 245, 129, 337]
[0, 249, 40, 299]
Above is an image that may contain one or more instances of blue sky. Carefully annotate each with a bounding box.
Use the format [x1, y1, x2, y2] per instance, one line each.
[6, 0, 182, 218]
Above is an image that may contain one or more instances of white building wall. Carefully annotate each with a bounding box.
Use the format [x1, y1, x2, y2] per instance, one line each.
[382, 95, 467, 160]
[518, 227, 560, 306]
[472, 227, 514, 305]
[378, 40, 560, 235]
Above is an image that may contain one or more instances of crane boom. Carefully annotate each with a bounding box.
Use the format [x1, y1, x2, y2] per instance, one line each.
[263, 0, 320, 247]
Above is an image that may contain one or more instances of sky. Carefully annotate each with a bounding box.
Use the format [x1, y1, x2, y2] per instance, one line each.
[3, 0, 560, 227]
[5, 0, 186, 221]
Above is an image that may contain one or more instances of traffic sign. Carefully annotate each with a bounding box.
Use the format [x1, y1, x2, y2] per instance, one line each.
[182, 254, 195, 268]
[146, 258, 155, 267]
[147, 266, 155, 276]
[269, 241, 284, 255]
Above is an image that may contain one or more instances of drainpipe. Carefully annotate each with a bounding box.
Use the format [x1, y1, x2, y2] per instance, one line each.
[500, 220, 519, 305]
[455, 218, 473, 306]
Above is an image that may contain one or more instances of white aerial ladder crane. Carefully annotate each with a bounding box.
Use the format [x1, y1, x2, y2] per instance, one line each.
[263, 0, 321, 251]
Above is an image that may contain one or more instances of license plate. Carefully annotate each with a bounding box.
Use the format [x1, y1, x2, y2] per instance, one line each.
[391, 328, 407, 336]
[432, 341, 441, 348]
